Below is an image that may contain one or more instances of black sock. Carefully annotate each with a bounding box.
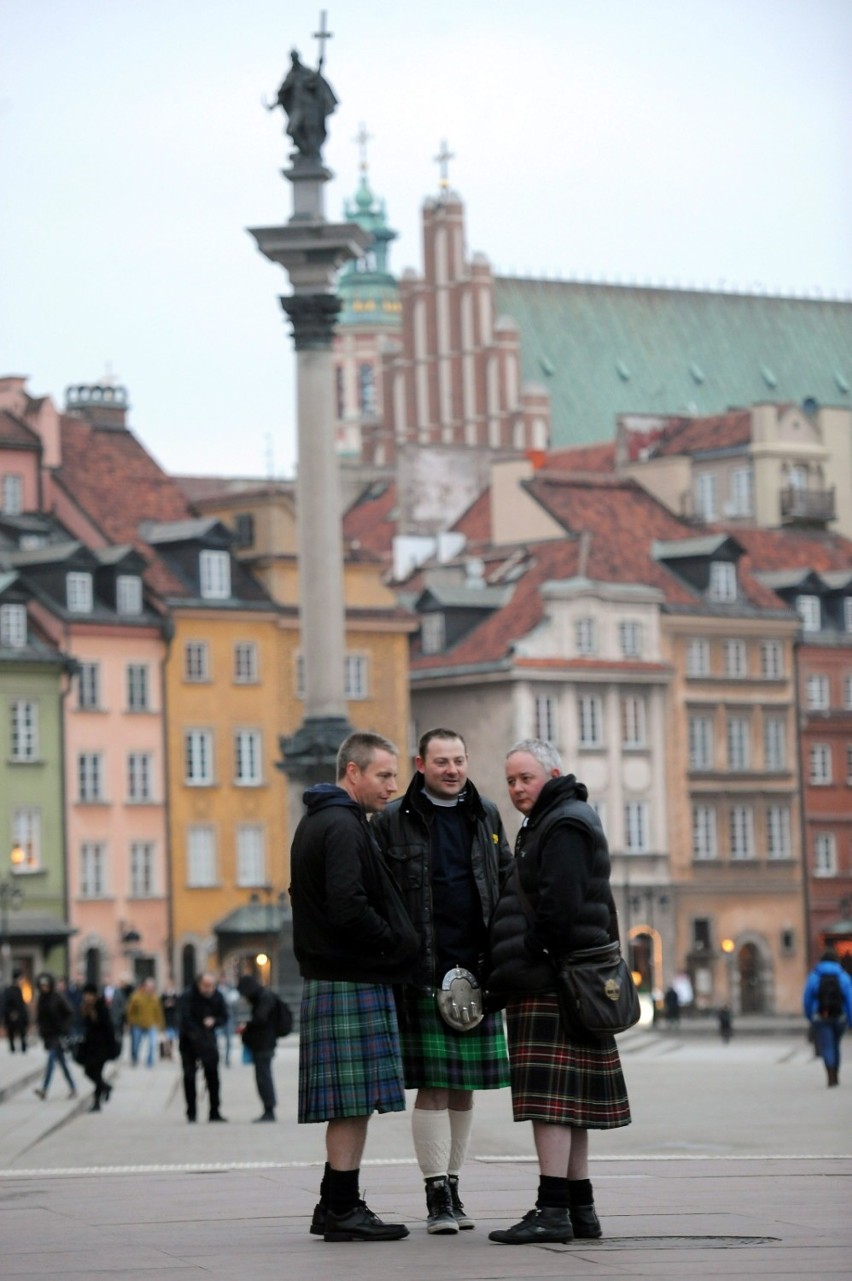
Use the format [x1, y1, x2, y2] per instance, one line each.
[568, 1178, 594, 1206]
[319, 1161, 331, 1205]
[537, 1175, 570, 1208]
[327, 1167, 360, 1215]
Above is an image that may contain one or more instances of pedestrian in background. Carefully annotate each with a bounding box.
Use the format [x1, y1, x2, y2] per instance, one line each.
[178, 972, 228, 1122]
[2, 969, 29, 1052]
[372, 727, 512, 1234]
[487, 739, 631, 1245]
[160, 978, 180, 1060]
[78, 983, 118, 1111]
[33, 972, 77, 1101]
[237, 975, 279, 1121]
[126, 977, 164, 1067]
[803, 947, 852, 1087]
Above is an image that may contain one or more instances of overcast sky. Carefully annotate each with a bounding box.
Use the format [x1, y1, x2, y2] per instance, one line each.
[2, 0, 851, 479]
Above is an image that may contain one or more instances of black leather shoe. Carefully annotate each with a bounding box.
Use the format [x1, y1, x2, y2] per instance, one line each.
[310, 1202, 327, 1236]
[569, 1202, 602, 1238]
[324, 1202, 409, 1242]
[489, 1205, 573, 1245]
[208, 1113, 227, 1122]
[254, 1110, 276, 1122]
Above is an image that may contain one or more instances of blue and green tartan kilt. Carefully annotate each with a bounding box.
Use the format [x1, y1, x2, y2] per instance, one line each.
[298, 980, 407, 1124]
[506, 992, 631, 1129]
[397, 990, 511, 1091]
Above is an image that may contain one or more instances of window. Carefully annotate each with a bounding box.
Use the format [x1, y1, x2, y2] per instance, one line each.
[724, 639, 747, 678]
[621, 695, 647, 747]
[344, 654, 369, 699]
[67, 572, 93, 613]
[847, 744, 852, 784]
[1, 473, 23, 514]
[688, 715, 714, 769]
[80, 842, 107, 897]
[763, 717, 786, 771]
[729, 805, 754, 859]
[709, 561, 737, 602]
[727, 716, 751, 770]
[578, 693, 603, 746]
[184, 641, 209, 682]
[796, 594, 821, 633]
[130, 842, 155, 897]
[128, 752, 153, 802]
[0, 603, 27, 648]
[187, 826, 217, 887]
[806, 674, 830, 711]
[692, 805, 717, 861]
[77, 662, 100, 710]
[421, 614, 445, 655]
[185, 730, 214, 785]
[78, 752, 104, 801]
[694, 472, 717, 520]
[116, 574, 143, 615]
[235, 730, 262, 785]
[358, 363, 376, 414]
[335, 366, 345, 419]
[760, 641, 783, 679]
[12, 807, 41, 870]
[845, 598, 852, 634]
[619, 621, 642, 658]
[234, 642, 258, 684]
[814, 833, 837, 877]
[766, 806, 791, 860]
[534, 695, 557, 742]
[809, 744, 832, 785]
[233, 513, 255, 549]
[845, 675, 852, 711]
[127, 664, 150, 711]
[236, 825, 266, 887]
[730, 467, 753, 516]
[575, 617, 596, 656]
[624, 801, 649, 853]
[693, 918, 713, 952]
[199, 550, 231, 600]
[686, 638, 710, 677]
[10, 700, 38, 761]
[294, 653, 306, 698]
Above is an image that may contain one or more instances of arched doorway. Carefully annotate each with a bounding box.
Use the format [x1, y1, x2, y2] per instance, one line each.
[84, 946, 101, 987]
[738, 941, 766, 1013]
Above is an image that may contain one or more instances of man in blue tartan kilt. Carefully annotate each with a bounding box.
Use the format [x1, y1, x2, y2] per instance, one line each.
[372, 728, 512, 1234]
[290, 731, 419, 1242]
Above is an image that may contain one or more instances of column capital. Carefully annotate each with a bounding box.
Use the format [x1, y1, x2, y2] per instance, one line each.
[279, 293, 342, 350]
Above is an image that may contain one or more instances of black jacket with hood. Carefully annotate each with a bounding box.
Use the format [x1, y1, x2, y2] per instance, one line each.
[290, 784, 419, 983]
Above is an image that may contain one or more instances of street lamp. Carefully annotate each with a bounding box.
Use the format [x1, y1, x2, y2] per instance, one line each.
[1, 845, 26, 986]
[720, 937, 736, 1010]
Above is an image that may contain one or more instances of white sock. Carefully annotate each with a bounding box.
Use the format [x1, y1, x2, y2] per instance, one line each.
[411, 1107, 451, 1179]
[448, 1106, 474, 1176]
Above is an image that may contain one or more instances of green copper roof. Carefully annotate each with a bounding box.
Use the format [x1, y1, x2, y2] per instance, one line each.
[338, 173, 402, 329]
[493, 278, 852, 446]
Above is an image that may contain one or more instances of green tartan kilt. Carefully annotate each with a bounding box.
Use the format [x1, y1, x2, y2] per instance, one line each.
[397, 990, 511, 1091]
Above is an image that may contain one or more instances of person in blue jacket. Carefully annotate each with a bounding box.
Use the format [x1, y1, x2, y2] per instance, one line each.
[802, 947, 852, 1087]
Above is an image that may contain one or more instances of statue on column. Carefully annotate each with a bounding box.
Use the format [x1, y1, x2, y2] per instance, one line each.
[266, 48, 338, 163]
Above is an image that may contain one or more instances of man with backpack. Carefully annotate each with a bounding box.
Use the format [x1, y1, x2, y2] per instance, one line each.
[237, 975, 291, 1122]
[802, 947, 852, 1087]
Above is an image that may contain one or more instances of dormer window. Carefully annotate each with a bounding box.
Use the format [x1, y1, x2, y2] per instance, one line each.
[576, 617, 597, 656]
[67, 572, 93, 613]
[619, 621, 642, 659]
[1, 473, 23, 515]
[116, 574, 143, 615]
[0, 602, 27, 648]
[796, 594, 821, 633]
[709, 561, 737, 602]
[421, 613, 446, 655]
[199, 550, 231, 600]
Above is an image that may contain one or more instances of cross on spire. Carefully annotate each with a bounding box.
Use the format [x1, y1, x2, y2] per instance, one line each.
[434, 139, 455, 192]
[354, 121, 372, 173]
[313, 10, 333, 68]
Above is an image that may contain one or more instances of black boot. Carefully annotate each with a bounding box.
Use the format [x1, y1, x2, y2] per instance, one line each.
[447, 1175, 475, 1229]
[425, 1176, 459, 1234]
[489, 1205, 573, 1244]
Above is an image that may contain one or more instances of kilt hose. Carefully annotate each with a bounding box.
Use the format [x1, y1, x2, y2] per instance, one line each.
[398, 991, 510, 1091]
[298, 979, 406, 1124]
[506, 992, 631, 1129]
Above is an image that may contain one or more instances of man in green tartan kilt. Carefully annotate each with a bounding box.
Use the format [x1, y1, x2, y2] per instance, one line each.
[372, 729, 512, 1233]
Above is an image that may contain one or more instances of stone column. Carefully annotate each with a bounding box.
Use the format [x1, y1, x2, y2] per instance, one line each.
[248, 157, 370, 834]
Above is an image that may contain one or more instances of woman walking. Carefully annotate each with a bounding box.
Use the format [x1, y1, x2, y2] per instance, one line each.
[79, 983, 117, 1111]
[33, 972, 77, 1100]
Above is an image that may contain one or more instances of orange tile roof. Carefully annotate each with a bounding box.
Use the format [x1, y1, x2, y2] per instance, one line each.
[343, 480, 398, 559]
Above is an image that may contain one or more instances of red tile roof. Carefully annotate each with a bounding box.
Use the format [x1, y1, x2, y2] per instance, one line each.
[343, 480, 398, 558]
[542, 442, 617, 472]
[0, 410, 41, 449]
[621, 410, 752, 462]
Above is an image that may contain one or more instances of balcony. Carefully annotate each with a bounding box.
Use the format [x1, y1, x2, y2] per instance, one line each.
[780, 486, 835, 526]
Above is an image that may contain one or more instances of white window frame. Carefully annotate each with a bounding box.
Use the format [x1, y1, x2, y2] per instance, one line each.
[575, 617, 597, 657]
[692, 804, 717, 861]
[688, 715, 714, 770]
[12, 807, 41, 870]
[578, 693, 603, 747]
[686, 638, 710, 677]
[235, 729, 263, 786]
[809, 743, 832, 785]
[1, 472, 23, 514]
[709, 561, 737, 602]
[724, 639, 748, 678]
[127, 752, 153, 802]
[78, 752, 104, 802]
[694, 472, 717, 520]
[130, 841, 156, 897]
[845, 598, 852, 635]
[234, 642, 259, 684]
[199, 550, 231, 600]
[621, 694, 647, 748]
[763, 717, 786, 771]
[344, 654, 369, 700]
[116, 574, 143, 615]
[619, 620, 642, 659]
[796, 594, 821, 633]
[730, 466, 753, 516]
[766, 806, 791, 860]
[67, 571, 93, 614]
[726, 716, 751, 771]
[186, 825, 217, 887]
[80, 841, 107, 898]
[127, 663, 150, 711]
[421, 613, 446, 655]
[0, 602, 27, 648]
[760, 640, 783, 680]
[814, 833, 837, 877]
[10, 700, 39, 762]
[184, 641, 209, 682]
[236, 824, 266, 887]
[729, 805, 755, 859]
[806, 674, 830, 711]
[78, 662, 100, 710]
[624, 801, 649, 853]
[534, 694, 557, 742]
[185, 729, 214, 786]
